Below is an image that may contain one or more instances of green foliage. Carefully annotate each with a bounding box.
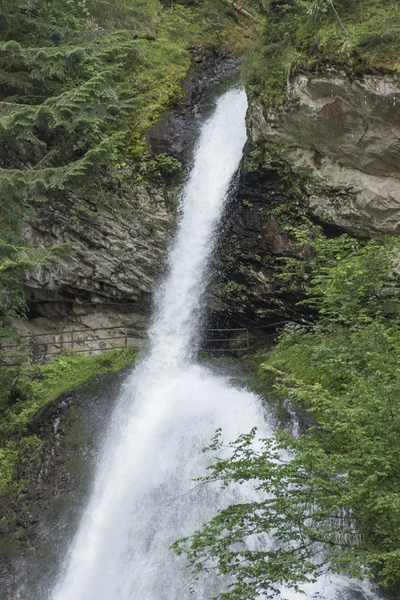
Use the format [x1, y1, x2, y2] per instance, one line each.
[0, 18, 140, 207]
[174, 236, 400, 597]
[306, 237, 400, 324]
[139, 153, 183, 181]
[0, 239, 73, 318]
[0, 348, 137, 495]
[173, 428, 371, 599]
[243, 0, 400, 109]
[89, 0, 160, 33]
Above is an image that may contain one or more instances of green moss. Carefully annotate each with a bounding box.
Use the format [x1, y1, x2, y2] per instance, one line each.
[0, 443, 18, 493]
[126, 39, 191, 159]
[0, 348, 137, 496]
[63, 406, 89, 451]
[5, 349, 136, 436]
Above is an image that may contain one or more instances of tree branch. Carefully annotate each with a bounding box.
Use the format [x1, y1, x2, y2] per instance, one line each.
[218, 0, 257, 21]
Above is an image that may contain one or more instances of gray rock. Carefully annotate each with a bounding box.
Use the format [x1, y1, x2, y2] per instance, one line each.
[249, 71, 400, 235]
[21, 182, 175, 340]
[18, 53, 238, 341]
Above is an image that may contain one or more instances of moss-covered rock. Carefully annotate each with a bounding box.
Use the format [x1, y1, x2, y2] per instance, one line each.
[0, 350, 136, 597]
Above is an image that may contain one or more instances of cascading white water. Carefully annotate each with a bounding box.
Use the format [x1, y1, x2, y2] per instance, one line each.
[51, 89, 380, 600]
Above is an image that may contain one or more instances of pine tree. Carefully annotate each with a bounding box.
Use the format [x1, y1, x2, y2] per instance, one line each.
[0, 1, 141, 210]
[0, 0, 145, 337]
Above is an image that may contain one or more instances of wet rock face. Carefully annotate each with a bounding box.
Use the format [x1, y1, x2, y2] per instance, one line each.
[208, 70, 400, 327]
[20, 53, 237, 340]
[250, 72, 400, 235]
[207, 163, 312, 327]
[0, 370, 129, 599]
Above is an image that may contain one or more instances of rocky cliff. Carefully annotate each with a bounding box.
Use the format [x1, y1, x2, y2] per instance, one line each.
[17, 53, 237, 345]
[15, 53, 400, 335]
[22, 180, 175, 337]
[24, 66, 400, 336]
[208, 69, 400, 327]
[251, 72, 400, 235]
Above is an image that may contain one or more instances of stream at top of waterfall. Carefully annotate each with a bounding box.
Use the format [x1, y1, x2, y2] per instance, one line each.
[20, 89, 383, 600]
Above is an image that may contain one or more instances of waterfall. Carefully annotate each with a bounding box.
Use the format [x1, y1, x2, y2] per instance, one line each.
[51, 89, 379, 600]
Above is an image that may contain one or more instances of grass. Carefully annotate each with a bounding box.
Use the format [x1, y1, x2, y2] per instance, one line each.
[0, 348, 137, 495]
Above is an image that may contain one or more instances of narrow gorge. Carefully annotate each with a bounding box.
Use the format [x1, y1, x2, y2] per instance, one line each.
[1, 1, 400, 599]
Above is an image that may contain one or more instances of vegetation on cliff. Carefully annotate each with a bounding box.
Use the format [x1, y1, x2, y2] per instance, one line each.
[175, 235, 400, 598]
[0, 347, 137, 576]
[244, 0, 400, 108]
[0, 348, 136, 496]
[0, 0, 254, 335]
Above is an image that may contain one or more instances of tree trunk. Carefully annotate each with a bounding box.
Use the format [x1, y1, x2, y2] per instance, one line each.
[219, 0, 257, 21]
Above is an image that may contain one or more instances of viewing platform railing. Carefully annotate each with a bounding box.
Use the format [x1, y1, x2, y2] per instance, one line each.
[0, 321, 300, 366]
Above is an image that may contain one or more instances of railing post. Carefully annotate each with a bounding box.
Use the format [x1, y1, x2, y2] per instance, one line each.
[247, 329, 249, 350]
[71, 330, 74, 349]
[124, 328, 128, 348]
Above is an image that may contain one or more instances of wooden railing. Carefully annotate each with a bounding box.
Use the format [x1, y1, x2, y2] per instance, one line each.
[0, 321, 298, 365]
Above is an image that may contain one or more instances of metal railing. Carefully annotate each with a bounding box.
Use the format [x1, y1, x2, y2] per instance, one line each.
[0, 321, 299, 366]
